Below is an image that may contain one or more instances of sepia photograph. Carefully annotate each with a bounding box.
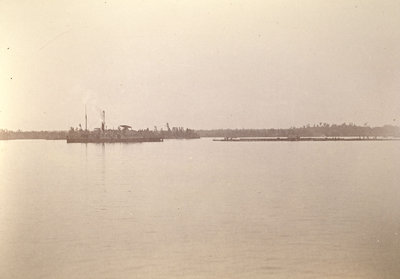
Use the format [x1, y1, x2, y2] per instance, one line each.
[1, 1, 400, 278]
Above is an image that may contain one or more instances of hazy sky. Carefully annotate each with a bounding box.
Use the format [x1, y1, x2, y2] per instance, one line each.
[1, 0, 400, 130]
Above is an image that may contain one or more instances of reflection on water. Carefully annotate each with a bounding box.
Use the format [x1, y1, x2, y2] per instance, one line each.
[1, 139, 400, 278]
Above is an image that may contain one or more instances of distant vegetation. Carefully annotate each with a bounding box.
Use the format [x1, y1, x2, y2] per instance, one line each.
[158, 123, 200, 139]
[1, 123, 400, 140]
[0, 124, 200, 140]
[197, 123, 400, 138]
[0, 130, 67, 140]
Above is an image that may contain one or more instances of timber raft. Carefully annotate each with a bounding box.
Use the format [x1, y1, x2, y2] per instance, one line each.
[213, 137, 400, 142]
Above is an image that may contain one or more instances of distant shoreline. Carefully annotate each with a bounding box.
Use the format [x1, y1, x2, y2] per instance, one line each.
[197, 123, 400, 138]
[1, 123, 400, 140]
[213, 136, 400, 142]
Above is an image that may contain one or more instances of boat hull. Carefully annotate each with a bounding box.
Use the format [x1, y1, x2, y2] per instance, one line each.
[67, 137, 163, 143]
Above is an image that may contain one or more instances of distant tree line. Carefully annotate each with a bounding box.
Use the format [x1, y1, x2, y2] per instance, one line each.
[0, 126, 200, 140]
[159, 127, 200, 139]
[0, 130, 67, 140]
[196, 123, 400, 138]
[2, 123, 400, 140]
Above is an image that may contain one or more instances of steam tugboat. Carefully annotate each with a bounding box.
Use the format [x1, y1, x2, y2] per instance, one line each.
[67, 110, 163, 143]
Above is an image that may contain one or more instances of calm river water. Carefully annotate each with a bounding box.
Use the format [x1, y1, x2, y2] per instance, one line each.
[1, 139, 400, 278]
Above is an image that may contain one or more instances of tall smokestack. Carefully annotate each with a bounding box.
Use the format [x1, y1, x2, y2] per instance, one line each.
[85, 105, 87, 131]
[101, 110, 106, 131]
